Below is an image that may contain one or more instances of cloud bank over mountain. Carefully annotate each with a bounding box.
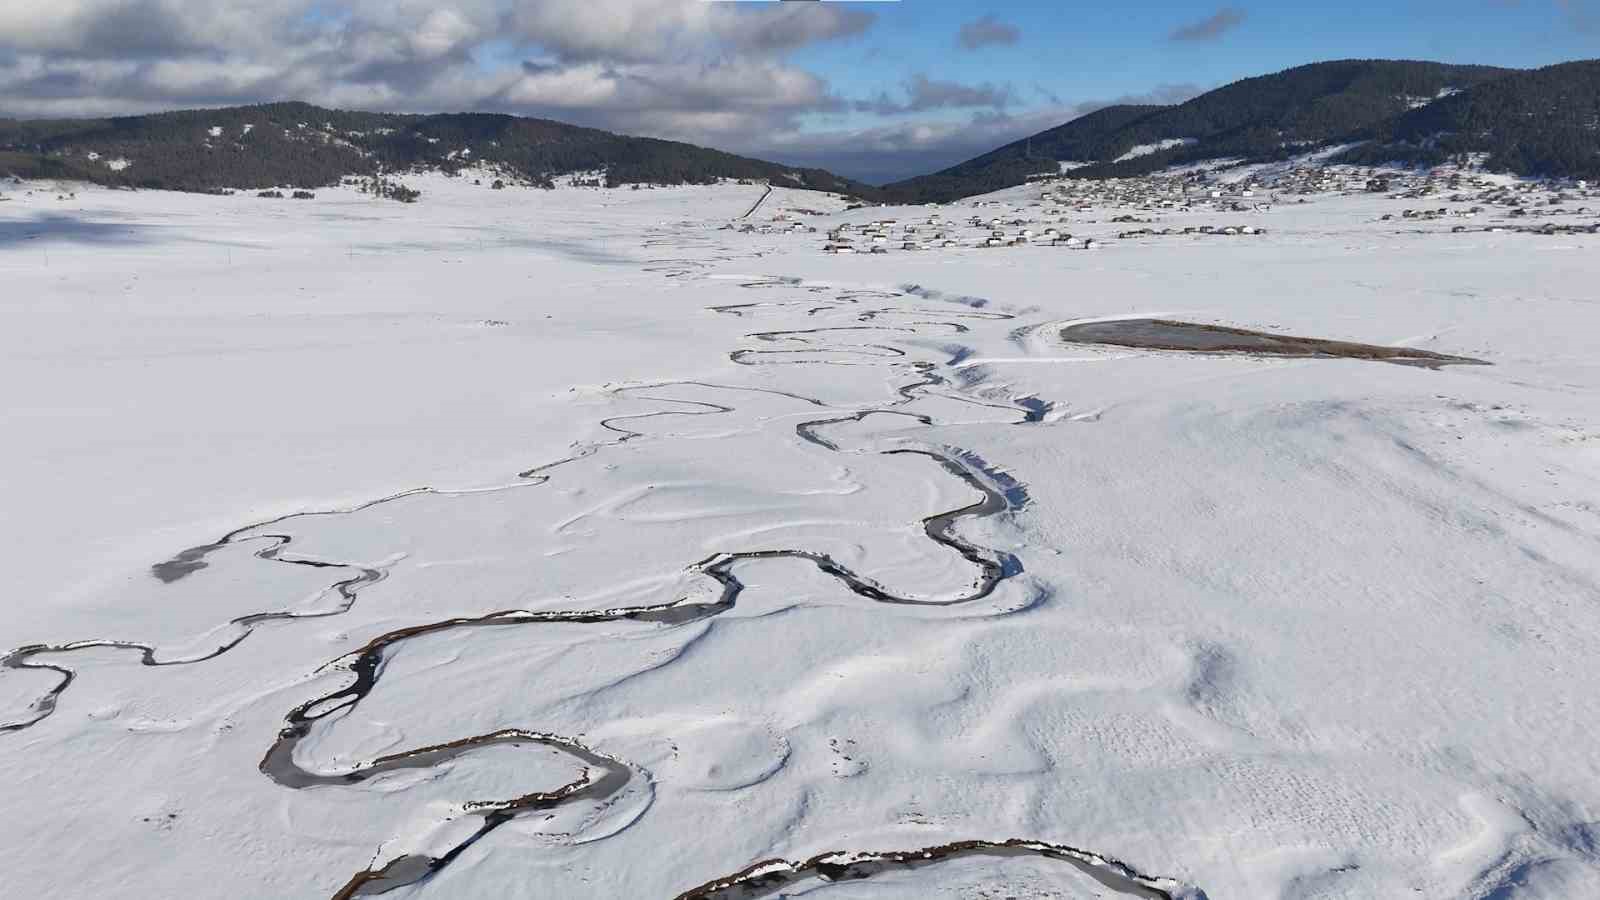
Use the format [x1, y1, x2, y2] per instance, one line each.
[0, 1, 1201, 182]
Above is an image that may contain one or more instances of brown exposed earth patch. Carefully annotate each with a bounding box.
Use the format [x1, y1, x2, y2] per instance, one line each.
[1061, 319, 1487, 368]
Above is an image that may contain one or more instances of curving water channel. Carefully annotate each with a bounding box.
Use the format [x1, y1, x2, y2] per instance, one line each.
[2, 245, 1200, 898]
[671, 838, 1186, 900]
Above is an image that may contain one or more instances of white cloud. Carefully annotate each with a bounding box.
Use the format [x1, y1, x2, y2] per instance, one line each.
[856, 74, 1017, 115]
[1169, 7, 1247, 42]
[507, 0, 871, 62]
[0, 0, 865, 129]
[956, 15, 1020, 50]
[0, 0, 1196, 185]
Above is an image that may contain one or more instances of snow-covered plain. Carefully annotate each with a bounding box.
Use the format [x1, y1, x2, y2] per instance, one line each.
[2, 173, 1599, 899]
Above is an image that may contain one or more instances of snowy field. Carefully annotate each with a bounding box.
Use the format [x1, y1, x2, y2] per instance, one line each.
[2, 173, 1598, 899]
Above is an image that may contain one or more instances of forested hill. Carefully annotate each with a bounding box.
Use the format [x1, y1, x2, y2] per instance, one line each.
[0, 102, 875, 197]
[882, 59, 1570, 203]
[1339, 60, 1600, 177]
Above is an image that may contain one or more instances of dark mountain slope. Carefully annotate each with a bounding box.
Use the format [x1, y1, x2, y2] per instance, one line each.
[0, 101, 875, 197]
[884, 59, 1516, 202]
[1340, 60, 1600, 178]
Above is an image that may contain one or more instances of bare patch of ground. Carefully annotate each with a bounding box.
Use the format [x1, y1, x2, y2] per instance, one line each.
[1061, 319, 1486, 368]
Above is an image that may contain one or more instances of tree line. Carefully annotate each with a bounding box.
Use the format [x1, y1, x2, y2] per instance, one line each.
[0, 101, 873, 198]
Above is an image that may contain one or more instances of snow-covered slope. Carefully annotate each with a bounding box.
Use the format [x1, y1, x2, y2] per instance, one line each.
[1114, 137, 1198, 163]
[2, 174, 1598, 900]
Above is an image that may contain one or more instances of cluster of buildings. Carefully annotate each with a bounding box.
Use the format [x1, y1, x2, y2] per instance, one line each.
[1034, 174, 1272, 215]
[818, 213, 1106, 254]
[1380, 207, 1481, 222]
[1116, 224, 1267, 239]
[726, 219, 814, 236]
[823, 216, 949, 253]
[719, 160, 1598, 258]
[1455, 222, 1600, 236]
[1366, 172, 1600, 233]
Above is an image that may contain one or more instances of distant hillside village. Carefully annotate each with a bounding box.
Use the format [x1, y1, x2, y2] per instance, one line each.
[716, 160, 1599, 258]
[880, 59, 1600, 204]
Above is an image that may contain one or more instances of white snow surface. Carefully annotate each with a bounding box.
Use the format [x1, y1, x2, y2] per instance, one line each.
[2, 174, 1599, 900]
[1115, 138, 1197, 163]
[1399, 87, 1464, 109]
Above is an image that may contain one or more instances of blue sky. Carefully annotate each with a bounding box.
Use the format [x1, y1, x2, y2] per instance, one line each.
[793, 1, 1599, 127]
[1, 0, 1596, 183]
[802, 1, 1598, 84]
